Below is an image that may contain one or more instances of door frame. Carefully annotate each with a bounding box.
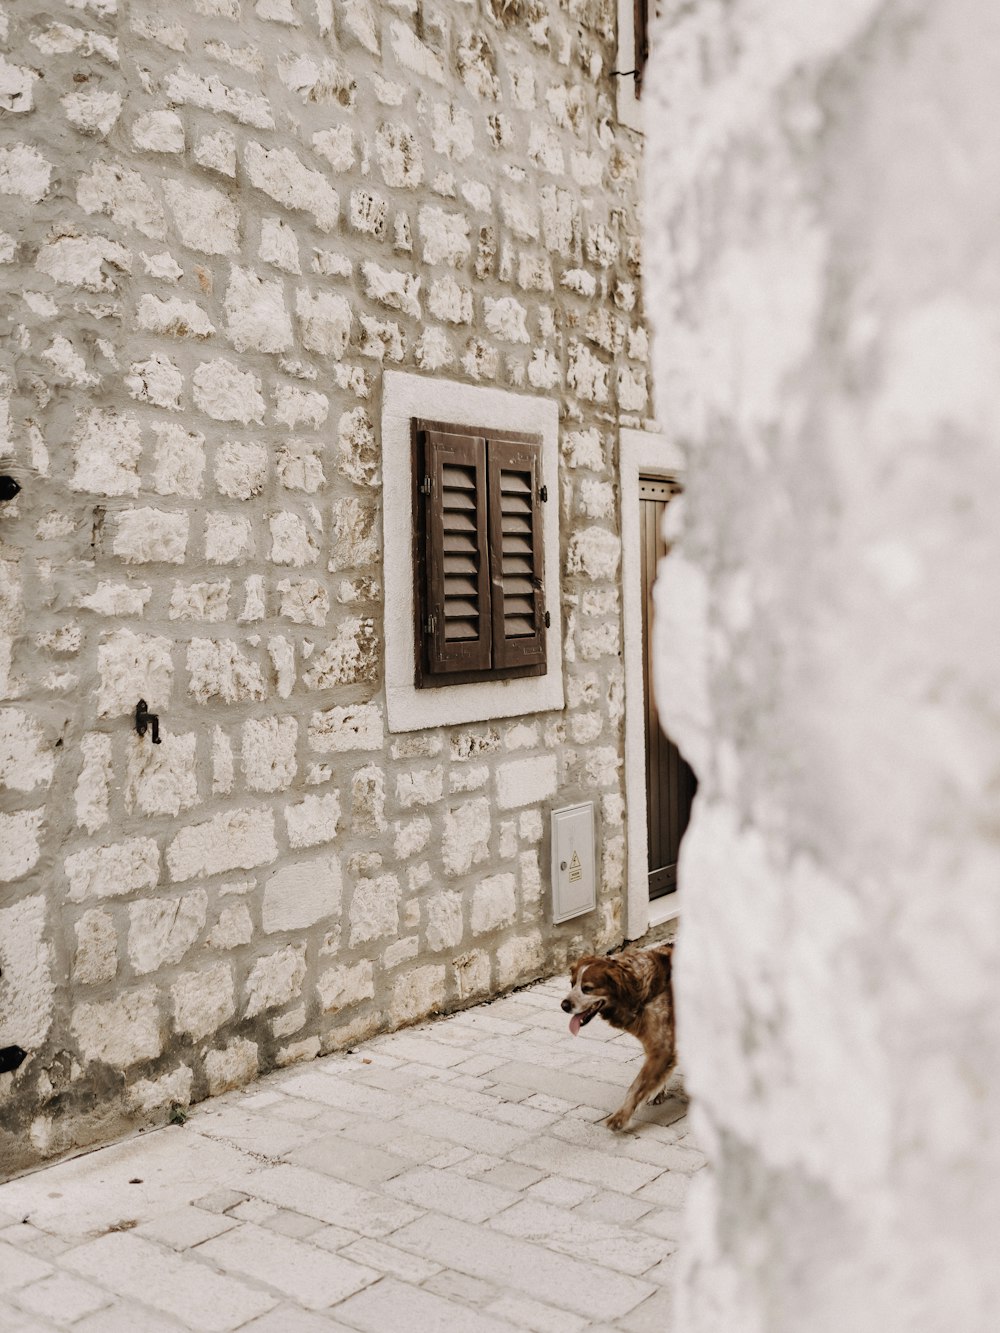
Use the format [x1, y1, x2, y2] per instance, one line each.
[620, 428, 685, 941]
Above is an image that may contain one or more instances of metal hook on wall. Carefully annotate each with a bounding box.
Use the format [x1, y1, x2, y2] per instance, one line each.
[135, 700, 162, 744]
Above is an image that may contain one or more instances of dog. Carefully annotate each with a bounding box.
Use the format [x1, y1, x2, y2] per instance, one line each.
[561, 941, 677, 1131]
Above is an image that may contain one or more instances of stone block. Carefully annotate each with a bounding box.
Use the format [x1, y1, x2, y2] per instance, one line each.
[74, 909, 118, 984]
[286, 792, 342, 848]
[296, 290, 352, 358]
[164, 179, 239, 255]
[393, 814, 431, 860]
[263, 854, 341, 933]
[318, 960, 375, 1014]
[495, 755, 558, 810]
[65, 837, 160, 902]
[72, 988, 162, 1066]
[205, 1038, 258, 1095]
[224, 265, 293, 352]
[245, 944, 307, 1016]
[391, 965, 447, 1025]
[172, 962, 236, 1040]
[425, 890, 464, 952]
[129, 891, 208, 975]
[125, 732, 199, 816]
[442, 797, 491, 876]
[396, 766, 444, 810]
[0, 895, 54, 1049]
[302, 619, 378, 689]
[193, 359, 266, 424]
[187, 639, 266, 704]
[242, 716, 297, 792]
[349, 873, 400, 945]
[167, 808, 278, 881]
[471, 874, 517, 935]
[496, 932, 545, 988]
[245, 142, 340, 231]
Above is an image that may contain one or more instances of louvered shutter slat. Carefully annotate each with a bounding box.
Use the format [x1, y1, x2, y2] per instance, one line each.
[420, 427, 492, 675]
[487, 437, 546, 671]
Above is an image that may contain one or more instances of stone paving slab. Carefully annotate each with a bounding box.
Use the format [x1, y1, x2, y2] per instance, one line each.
[0, 978, 699, 1330]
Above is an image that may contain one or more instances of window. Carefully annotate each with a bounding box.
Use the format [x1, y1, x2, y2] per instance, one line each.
[381, 370, 563, 733]
[412, 419, 547, 688]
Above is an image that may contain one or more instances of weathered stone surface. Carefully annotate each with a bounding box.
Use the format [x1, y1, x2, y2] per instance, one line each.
[128, 892, 207, 975]
[172, 963, 236, 1040]
[391, 964, 446, 1025]
[72, 989, 162, 1067]
[242, 716, 297, 792]
[167, 809, 278, 881]
[263, 854, 341, 933]
[425, 890, 464, 952]
[65, 838, 160, 903]
[204, 1038, 258, 1095]
[73, 909, 118, 985]
[0, 896, 54, 1050]
[349, 873, 400, 946]
[245, 945, 307, 1016]
[442, 798, 491, 876]
[318, 959, 374, 1015]
[471, 874, 517, 935]
[309, 703, 384, 752]
[285, 792, 341, 849]
[3, 0, 651, 1175]
[495, 756, 558, 810]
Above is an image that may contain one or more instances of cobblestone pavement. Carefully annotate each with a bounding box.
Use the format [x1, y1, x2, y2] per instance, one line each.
[0, 977, 701, 1331]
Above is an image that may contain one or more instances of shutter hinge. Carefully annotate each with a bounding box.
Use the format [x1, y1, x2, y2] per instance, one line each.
[420, 475, 433, 496]
[424, 613, 437, 636]
[539, 485, 548, 502]
[544, 610, 551, 628]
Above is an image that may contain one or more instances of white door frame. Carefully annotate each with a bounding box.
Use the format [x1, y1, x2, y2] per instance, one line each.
[620, 428, 685, 940]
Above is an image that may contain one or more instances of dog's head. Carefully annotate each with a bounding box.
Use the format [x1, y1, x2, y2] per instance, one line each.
[561, 954, 636, 1035]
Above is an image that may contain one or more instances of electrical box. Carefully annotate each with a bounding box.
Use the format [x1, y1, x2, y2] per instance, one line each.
[551, 802, 596, 923]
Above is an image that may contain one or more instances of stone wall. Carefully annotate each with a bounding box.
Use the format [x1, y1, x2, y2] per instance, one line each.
[0, 0, 651, 1174]
[646, 1, 1000, 1329]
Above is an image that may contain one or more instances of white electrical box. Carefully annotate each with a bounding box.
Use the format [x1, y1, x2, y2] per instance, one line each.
[551, 802, 596, 923]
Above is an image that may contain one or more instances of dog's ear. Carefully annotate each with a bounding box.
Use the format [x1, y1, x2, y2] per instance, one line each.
[579, 957, 633, 1010]
[569, 954, 600, 985]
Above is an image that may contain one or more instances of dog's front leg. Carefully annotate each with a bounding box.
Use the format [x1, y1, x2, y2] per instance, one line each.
[606, 1056, 675, 1131]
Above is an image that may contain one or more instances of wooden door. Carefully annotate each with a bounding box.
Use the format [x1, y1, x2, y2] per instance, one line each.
[639, 477, 697, 899]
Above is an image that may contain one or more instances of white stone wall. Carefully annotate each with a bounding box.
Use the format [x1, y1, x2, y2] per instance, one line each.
[646, 1, 1000, 1329]
[0, 0, 651, 1173]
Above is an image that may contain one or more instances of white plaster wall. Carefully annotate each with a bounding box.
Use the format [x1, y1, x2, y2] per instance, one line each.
[645, 1, 1000, 1329]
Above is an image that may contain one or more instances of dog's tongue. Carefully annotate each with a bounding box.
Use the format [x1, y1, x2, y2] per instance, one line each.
[568, 1014, 582, 1036]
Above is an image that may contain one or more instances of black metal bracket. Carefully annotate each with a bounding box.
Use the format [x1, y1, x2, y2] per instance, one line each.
[135, 700, 161, 744]
[0, 1046, 27, 1074]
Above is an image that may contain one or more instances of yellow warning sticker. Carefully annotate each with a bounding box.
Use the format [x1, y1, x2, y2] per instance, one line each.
[568, 850, 583, 883]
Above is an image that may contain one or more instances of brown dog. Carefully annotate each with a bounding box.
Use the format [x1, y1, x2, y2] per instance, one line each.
[561, 942, 677, 1131]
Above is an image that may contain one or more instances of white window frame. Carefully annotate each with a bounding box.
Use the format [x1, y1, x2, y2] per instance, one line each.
[621, 427, 685, 939]
[381, 371, 564, 734]
[616, 0, 644, 133]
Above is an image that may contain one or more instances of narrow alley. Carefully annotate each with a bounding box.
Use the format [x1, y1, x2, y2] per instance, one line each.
[0, 976, 700, 1332]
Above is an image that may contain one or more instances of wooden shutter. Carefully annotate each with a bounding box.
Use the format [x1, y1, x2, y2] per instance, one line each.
[487, 436, 546, 672]
[418, 426, 492, 678]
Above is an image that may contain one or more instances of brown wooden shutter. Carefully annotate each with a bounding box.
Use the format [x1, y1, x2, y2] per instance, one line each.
[419, 426, 492, 677]
[487, 436, 546, 671]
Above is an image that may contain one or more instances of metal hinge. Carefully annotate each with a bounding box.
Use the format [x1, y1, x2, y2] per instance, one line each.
[424, 613, 437, 636]
[544, 610, 551, 628]
[420, 475, 433, 496]
[539, 485, 548, 502]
